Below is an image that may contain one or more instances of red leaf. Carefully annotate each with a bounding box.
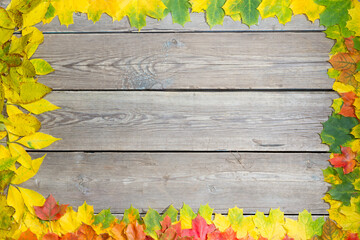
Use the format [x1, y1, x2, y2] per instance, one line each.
[182, 215, 216, 240]
[42, 233, 60, 240]
[339, 92, 357, 118]
[34, 194, 68, 221]
[125, 221, 146, 240]
[329, 146, 357, 174]
[346, 233, 360, 240]
[345, 37, 356, 53]
[208, 228, 239, 240]
[18, 229, 38, 240]
[329, 52, 360, 86]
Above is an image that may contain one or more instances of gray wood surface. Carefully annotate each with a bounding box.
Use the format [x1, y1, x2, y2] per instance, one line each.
[34, 32, 333, 90]
[22, 152, 330, 214]
[38, 91, 335, 151]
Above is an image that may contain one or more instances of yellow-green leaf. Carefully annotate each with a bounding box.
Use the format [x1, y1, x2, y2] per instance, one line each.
[346, 0, 360, 36]
[253, 209, 286, 240]
[8, 82, 52, 104]
[0, 28, 14, 45]
[11, 154, 45, 184]
[180, 203, 196, 229]
[16, 132, 61, 149]
[22, 1, 50, 27]
[7, 185, 25, 222]
[0, 8, 16, 29]
[257, 0, 292, 25]
[21, 98, 60, 115]
[290, 0, 324, 22]
[198, 204, 213, 224]
[6, 113, 41, 136]
[22, 27, 44, 44]
[30, 59, 54, 75]
[213, 213, 230, 232]
[77, 201, 94, 225]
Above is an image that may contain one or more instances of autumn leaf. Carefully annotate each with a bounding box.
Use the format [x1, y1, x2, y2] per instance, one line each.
[223, 0, 261, 26]
[111, 222, 127, 240]
[182, 215, 216, 240]
[207, 228, 239, 240]
[257, 0, 292, 25]
[190, 0, 226, 28]
[16, 132, 61, 149]
[6, 113, 41, 136]
[346, 0, 360, 37]
[143, 208, 162, 239]
[320, 113, 358, 153]
[78, 201, 95, 226]
[42, 233, 60, 240]
[93, 209, 116, 229]
[311, 219, 346, 240]
[125, 221, 147, 240]
[20, 99, 60, 115]
[213, 214, 230, 232]
[198, 204, 213, 225]
[34, 194, 68, 221]
[0, 195, 15, 230]
[228, 207, 256, 239]
[180, 203, 196, 229]
[11, 154, 46, 184]
[253, 209, 286, 240]
[338, 196, 360, 234]
[76, 224, 99, 240]
[0, 170, 14, 193]
[329, 146, 357, 174]
[162, 205, 178, 222]
[338, 92, 357, 118]
[328, 181, 359, 206]
[7, 185, 24, 222]
[162, 0, 191, 26]
[18, 229, 38, 240]
[329, 52, 360, 86]
[30, 59, 54, 75]
[122, 205, 140, 224]
[289, 0, 324, 22]
[156, 215, 182, 240]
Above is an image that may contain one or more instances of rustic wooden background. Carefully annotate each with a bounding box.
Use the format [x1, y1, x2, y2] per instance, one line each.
[2, 1, 337, 218]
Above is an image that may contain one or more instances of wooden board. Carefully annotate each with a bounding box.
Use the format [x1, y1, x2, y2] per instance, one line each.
[38, 91, 335, 151]
[22, 152, 330, 214]
[34, 32, 333, 90]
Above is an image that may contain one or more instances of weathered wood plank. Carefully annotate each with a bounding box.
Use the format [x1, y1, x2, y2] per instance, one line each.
[38, 91, 335, 151]
[22, 152, 330, 214]
[35, 13, 325, 33]
[34, 32, 333, 90]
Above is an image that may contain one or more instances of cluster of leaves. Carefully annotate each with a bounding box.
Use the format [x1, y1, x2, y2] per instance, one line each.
[9, 195, 359, 240]
[1, 0, 360, 239]
[0, 1, 61, 239]
[318, 0, 360, 233]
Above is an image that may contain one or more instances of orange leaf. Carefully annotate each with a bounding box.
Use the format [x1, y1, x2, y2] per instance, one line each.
[76, 224, 98, 240]
[339, 92, 357, 118]
[18, 229, 38, 240]
[42, 233, 60, 240]
[125, 222, 146, 240]
[60, 233, 79, 240]
[111, 222, 127, 240]
[329, 146, 357, 174]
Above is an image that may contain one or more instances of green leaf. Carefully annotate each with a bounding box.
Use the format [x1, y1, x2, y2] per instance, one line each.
[2, 53, 22, 67]
[314, 0, 352, 36]
[320, 114, 358, 153]
[179, 203, 196, 229]
[354, 37, 360, 51]
[323, 166, 342, 185]
[223, 0, 261, 26]
[143, 208, 161, 240]
[324, 25, 347, 54]
[206, 0, 226, 28]
[257, 0, 292, 25]
[30, 59, 54, 75]
[297, 210, 325, 238]
[0, 196, 15, 230]
[198, 204, 213, 224]
[0, 170, 15, 193]
[93, 209, 116, 229]
[162, 0, 191, 26]
[123, 205, 140, 224]
[161, 205, 178, 222]
[328, 181, 359, 206]
[331, 98, 343, 114]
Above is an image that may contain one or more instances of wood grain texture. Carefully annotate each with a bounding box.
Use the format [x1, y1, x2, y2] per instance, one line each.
[35, 13, 325, 33]
[38, 91, 335, 151]
[22, 152, 330, 214]
[34, 32, 334, 90]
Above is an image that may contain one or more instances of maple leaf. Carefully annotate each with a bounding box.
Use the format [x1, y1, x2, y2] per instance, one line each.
[320, 113, 358, 153]
[123, 205, 140, 225]
[125, 221, 147, 240]
[198, 204, 213, 225]
[156, 215, 182, 240]
[61, 233, 79, 240]
[290, 0, 324, 23]
[42, 233, 60, 240]
[18, 229, 38, 240]
[76, 224, 99, 240]
[162, 205, 178, 223]
[329, 146, 357, 174]
[182, 215, 216, 240]
[347, 0, 360, 36]
[339, 92, 357, 118]
[311, 219, 346, 240]
[346, 233, 359, 240]
[329, 52, 360, 87]
[93, 209, 116, 229]
[162, 0, 191, 26]
[208, 228, 239, 240]
[222, 0, 261, 26]
[253, 209, 286, 240]
[257, 0, 292, 25]
[33, 194, 68, 221]
[143, 208, 162, 239]
[111, 222, 127, 240]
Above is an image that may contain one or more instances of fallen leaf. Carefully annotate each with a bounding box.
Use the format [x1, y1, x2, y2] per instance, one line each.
[34, 194, 68, 221]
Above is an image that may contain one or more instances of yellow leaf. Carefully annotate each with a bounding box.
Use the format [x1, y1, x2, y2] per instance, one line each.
[22, 27, 44, 44]
[51, 0, 76, 26]
[191, 0, 208, 12]
[289, 0, 324, 22]
[7, 185, 25, 222]
[213, 213, 230, 232]
[0, 28, 14, 45]
[11, 154, 46, 184]
[338, 196, 360, 232]
[253, 209, 286, 240]
[332, 82, 355, 93]
[30, 59, 54, 75]
[5, 82, 52, 104]
[0, 8, 15, 29]
[8, 132, 19, 142]
[23, 211, 48, 238]
[0, 145, 11, 158]
[25, 43, 39, 58]
[17, 132, 61, 149]
[284, 218, 306, 240]
[21, 99, 60, 115]
[257, 0, 292, 25]
[347, 0, 360, 36]
[18, 187, 45, 215]
[0, 131, 6, 140]
[6, 104, 23, 116]
[5, 113, 41, 136]
[59, 207, 82, 233]
[22, 1, 50, 27]
[8, 143, 32, 169]
[77, 201, 95, 225]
